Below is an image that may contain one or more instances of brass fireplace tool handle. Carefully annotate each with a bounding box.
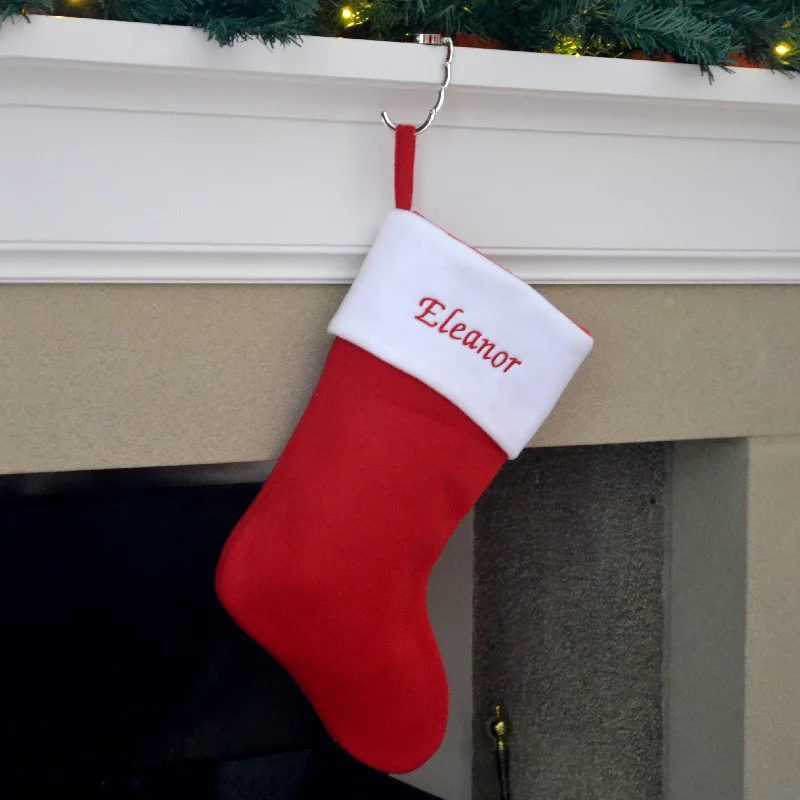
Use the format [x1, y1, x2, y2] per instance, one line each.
[487, 704, 511, 800]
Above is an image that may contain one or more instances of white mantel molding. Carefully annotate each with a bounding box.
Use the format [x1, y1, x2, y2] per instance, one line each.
[3, 244, 800, 284]
[2, 15, 800, 284]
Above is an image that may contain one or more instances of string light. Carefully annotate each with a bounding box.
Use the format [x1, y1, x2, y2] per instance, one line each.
[775, 42, 790, 56]
[341, 7, 353, 20]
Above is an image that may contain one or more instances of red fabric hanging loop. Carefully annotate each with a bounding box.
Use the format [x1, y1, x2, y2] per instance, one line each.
[394, 124, 416, 211]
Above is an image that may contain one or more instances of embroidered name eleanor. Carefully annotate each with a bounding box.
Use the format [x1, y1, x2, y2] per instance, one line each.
[414, 297, 522, 373]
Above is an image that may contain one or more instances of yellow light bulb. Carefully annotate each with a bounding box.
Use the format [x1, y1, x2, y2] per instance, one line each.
[341, 7, 353, 20]
[775, 43, 790, 56]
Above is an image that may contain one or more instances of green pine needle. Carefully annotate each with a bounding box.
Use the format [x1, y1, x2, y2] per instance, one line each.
[0, 0, 797, 73]
[1, 1, 52, 24]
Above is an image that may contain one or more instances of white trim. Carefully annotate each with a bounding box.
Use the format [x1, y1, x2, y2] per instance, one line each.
[328, 211, 593, 458]
[3, 17, 800, 286]
[2, 244, 799, 284]
[2, 17, 800, 108]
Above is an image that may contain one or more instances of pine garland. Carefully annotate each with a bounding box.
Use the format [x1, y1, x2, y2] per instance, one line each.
[1, 0, 798, 73]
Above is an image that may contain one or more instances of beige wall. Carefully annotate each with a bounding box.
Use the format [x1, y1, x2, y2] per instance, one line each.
[744, 437, 800, 800]
[667, 437, 800, 800]
[2, 284, 800, 474]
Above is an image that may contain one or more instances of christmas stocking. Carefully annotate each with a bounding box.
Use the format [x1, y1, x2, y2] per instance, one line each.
[215, 126, 593, 774]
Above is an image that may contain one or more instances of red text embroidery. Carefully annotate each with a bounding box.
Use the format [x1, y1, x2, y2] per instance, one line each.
[414, 297, 523, 373]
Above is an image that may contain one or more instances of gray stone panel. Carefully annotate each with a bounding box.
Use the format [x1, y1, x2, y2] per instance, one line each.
[473, 443, 666, 800]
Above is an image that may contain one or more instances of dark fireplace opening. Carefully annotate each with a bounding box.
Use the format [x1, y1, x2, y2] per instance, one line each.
[0, 467, 439, 799]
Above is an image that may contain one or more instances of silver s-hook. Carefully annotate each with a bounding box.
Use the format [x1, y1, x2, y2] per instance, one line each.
[381, 34, 454, 136]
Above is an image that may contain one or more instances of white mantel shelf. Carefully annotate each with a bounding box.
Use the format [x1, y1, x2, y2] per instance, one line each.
[2, 15, 800, 284]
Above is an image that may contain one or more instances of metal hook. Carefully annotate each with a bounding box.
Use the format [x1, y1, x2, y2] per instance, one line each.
[381, 34, 454, 136]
